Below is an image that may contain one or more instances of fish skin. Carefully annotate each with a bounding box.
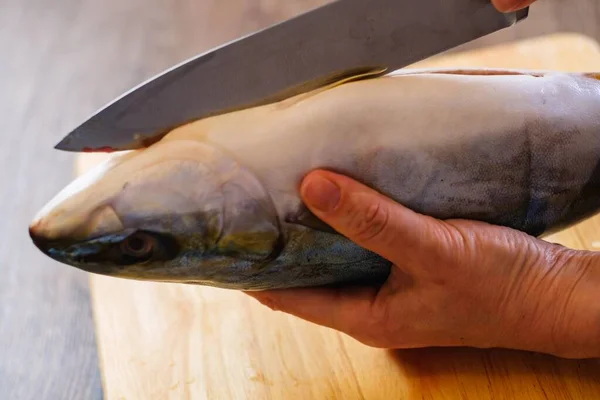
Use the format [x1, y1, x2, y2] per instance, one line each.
[29, 68, 600, 290]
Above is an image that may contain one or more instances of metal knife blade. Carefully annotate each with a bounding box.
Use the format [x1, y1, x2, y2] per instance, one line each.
[55, 0, 529, 152]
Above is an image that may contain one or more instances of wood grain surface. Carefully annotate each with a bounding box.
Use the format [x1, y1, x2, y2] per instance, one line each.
[76, 33, 600, 400]
[2, 0, 600, 399]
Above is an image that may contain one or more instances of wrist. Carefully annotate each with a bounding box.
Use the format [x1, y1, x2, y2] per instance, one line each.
[511, 245, 600, 358]
[551, 248, 600, 358]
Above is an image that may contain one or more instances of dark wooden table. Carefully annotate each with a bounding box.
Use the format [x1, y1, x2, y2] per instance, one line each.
[1, 0, 598, 398]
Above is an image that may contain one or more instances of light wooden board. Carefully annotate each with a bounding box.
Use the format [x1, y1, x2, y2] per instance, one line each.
[76, 33, 600, 399]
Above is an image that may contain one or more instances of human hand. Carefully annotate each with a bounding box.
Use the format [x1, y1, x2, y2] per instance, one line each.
[492, 0, 537, 12]
[246, 170, 600, 359]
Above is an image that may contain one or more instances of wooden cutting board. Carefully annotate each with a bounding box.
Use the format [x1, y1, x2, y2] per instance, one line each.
[76, 33, 600, 399]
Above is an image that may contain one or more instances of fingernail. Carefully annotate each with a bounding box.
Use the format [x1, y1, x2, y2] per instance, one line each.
[301, 174, 341, 212]
[503, 0, 529, 11]
[491, 0, 514, 12]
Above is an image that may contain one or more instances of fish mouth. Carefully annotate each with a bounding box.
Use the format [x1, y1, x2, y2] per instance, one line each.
[28, 225, 131, 275]
[29, 226, 76, 262]
[29, 222, 183, 279]
[29, 225, 54, 253]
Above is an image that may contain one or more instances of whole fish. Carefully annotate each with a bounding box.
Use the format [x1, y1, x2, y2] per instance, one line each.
[29, 68, 600, 290]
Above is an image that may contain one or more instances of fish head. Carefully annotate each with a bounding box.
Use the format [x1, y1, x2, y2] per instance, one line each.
[29, 139, 283, 284]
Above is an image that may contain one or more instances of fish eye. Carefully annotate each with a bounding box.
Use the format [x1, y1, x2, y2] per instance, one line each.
[114, 230, 180, 265]
[120, 232, 156, 259]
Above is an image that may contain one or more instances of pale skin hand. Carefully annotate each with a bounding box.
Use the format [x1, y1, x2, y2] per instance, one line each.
[245, 170, 600, 359]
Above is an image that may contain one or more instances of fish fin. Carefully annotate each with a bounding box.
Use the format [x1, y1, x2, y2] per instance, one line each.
[285, 205, 338, 234]
[275, 66, 388, 110]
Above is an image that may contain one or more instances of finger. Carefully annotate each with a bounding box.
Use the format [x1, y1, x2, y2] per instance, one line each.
[244, 286, 379, 336]
[491, 0, 535, 12]
[299, 169, 446, 268]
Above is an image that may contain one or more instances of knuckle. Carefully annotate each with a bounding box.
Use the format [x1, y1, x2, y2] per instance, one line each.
[347, 199, 391, 244]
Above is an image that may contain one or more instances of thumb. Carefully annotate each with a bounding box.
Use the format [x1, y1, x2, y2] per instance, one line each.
[299, 170, 446, 266]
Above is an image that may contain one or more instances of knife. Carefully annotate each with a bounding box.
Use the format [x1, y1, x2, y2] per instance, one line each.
[54, 0, 530, 153]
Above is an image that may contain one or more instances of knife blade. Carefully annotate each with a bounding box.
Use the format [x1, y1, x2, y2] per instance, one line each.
[55, 0, 529, 153]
